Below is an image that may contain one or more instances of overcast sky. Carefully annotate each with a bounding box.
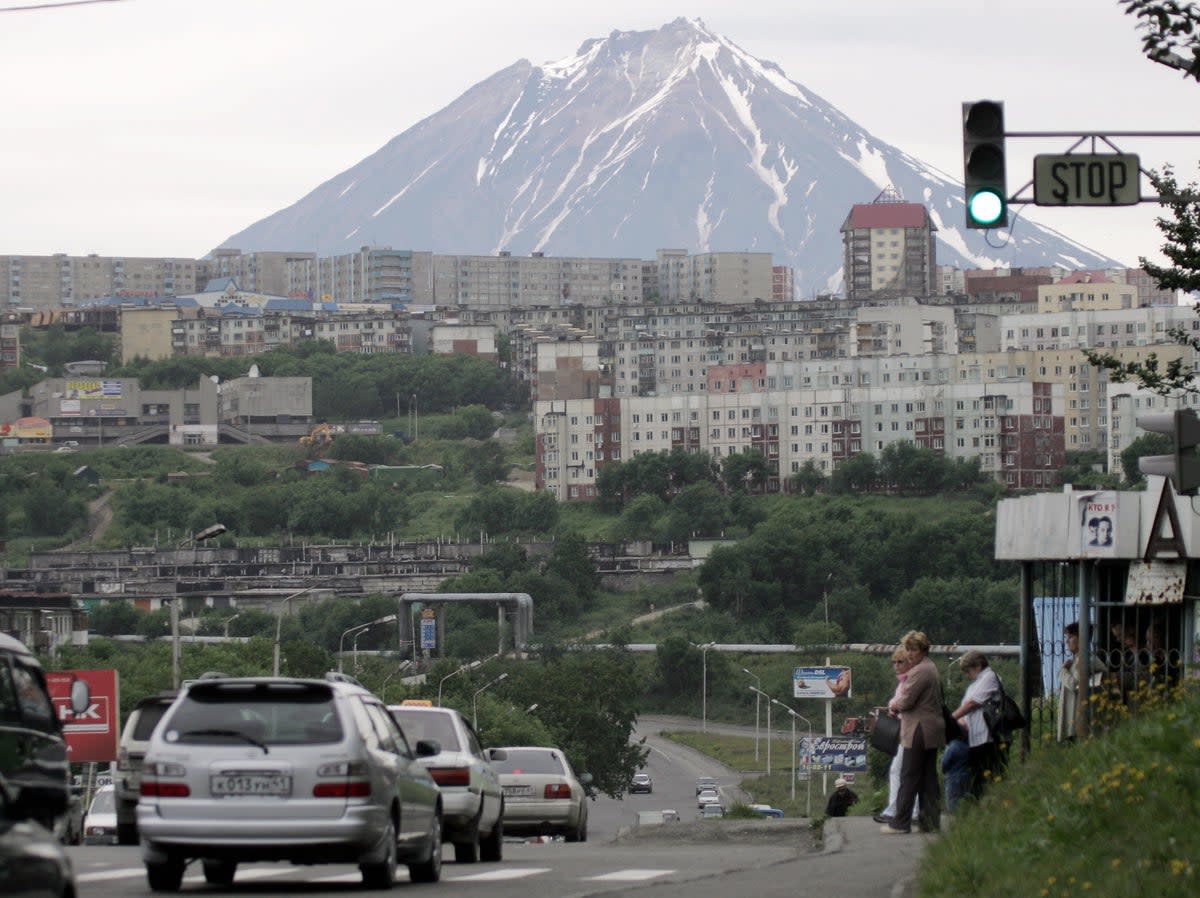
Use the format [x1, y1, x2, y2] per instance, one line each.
[3, 0, 1198, 269]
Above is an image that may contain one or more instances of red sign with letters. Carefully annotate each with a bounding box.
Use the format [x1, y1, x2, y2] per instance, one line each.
[45, 669, 121, 763]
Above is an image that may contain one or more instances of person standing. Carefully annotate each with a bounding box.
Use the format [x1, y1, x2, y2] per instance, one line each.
[1057, 621, 1102, 741]
[875, 648, 918, 825]
[949, 650, 1003, 798]
[884, 630, 945, 834]
[825, 777, 859, 818]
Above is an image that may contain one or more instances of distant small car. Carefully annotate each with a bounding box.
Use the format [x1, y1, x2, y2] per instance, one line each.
[699, 803, 725, 819]
[697, 788, 720, 809]
[661, 809, 681, 823]
[751, 805, 785, 819]
[695, 776, 718, 795]
[630, 772, 652, 794]
[83, 785, 118, 845]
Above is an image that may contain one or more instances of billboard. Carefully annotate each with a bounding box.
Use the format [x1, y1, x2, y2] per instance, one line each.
[45, 669, 121, 763]
[793, 666, 852, 699]
[802, 736, 868, 773]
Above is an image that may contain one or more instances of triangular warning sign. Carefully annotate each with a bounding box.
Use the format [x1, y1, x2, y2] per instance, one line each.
[1144, 479, 1187, 560]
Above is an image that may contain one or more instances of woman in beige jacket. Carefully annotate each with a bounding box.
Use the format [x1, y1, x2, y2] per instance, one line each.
[884, 630, 946, 834]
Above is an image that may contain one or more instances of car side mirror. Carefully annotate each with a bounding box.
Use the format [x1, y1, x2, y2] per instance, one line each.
[486, 748, 507, 762]
[70, 677, 91, 716]
[415, 739, 441, 758]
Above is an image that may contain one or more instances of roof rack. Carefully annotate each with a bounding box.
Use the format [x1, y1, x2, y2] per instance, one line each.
[324, 671, 364, 687]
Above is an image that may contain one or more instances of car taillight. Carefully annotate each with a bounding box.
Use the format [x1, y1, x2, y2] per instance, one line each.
[429, 767, 470, 788]
[141, 782, 190, 798]
[543, 783, 572, 800]
[313, 781, 371, 798]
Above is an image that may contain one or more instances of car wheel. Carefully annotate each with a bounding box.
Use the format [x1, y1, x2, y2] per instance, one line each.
[202, 859, 237, 886]
[454, 805, 482, 863]
[479, 811, 503, 863]
[408, 810, 443, 883]
[146, 859, 185, 893]
[360, 818, 398, 890]
[565, 810, 587, 843]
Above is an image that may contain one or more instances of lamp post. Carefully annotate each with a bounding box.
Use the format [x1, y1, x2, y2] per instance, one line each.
[749, 686, 772, 774]
[690, 641, 715, 732]
[272, 586, 316, 677]
[772, 698, 813, 814]
[338, 614, 398, 674]
[472, 672, 508, 731]
[220, 613, 240, 639]
[437, 662, 475, 706]
[822, 571, 833, 630]
[742, 667, 761, 762]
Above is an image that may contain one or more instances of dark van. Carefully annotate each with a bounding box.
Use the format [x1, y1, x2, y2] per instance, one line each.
[0, 633, 72, 827]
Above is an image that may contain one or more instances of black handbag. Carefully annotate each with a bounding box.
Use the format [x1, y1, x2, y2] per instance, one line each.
[983, 681, 1026, 741]
[870, 713, 901, 756]
[942, 703, 964, 743]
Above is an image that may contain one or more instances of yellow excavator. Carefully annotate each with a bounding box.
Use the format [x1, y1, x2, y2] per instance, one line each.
[299, 422, 335, 448]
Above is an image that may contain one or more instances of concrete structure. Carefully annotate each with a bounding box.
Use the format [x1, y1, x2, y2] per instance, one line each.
[209, 249, 318, 299]
[840, 191, 937, 300]
[653, 249, 775, 304]
[1037, 272, 1137, 313]
[15, 374, 311, 447]
[1, 254, 205, 309]
[120, 306, 185, 363]
[851, 298, 958, 356]
[432, 251, 645, 309]
[535, 375, 1065, 499]
[0, 323, 18, 370]
[317, 247, 433, 304]
[429, 322, 497, 360]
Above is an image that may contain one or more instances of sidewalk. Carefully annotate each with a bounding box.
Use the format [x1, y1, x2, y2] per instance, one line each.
[817, 815, 934, 898]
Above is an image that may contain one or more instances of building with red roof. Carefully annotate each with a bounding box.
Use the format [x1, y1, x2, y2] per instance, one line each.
[840, 188, 937, 301]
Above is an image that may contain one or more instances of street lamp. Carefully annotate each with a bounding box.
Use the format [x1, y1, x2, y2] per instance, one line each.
[690, 641, 715, 732]
[772, 698, 813, 815]
[822, 572, 833, 630]
[472, 672, 508, 731]
[272, 586, 317, 677]
[437, 661, 476, 706]
[749, 686, 772, 774]
[742, 667, 761, 762]
[338, 614, 398, 673]
[220, 613, 240, 638]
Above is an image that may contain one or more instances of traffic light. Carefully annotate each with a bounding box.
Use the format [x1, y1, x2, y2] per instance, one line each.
[1137, 407, 1200, 494]
[962, 100, 1008, 229]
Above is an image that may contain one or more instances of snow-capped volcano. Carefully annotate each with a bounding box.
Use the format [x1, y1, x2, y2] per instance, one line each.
[217, 18, 1117, 296]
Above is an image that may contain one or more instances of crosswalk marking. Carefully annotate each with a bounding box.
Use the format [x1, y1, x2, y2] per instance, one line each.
[77, 867, 145, 883]
[448, 867, 552, 882]
[586, 869, 675, 881]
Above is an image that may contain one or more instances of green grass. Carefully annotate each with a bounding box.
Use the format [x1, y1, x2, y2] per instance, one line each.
[917, 685, 1200, 898]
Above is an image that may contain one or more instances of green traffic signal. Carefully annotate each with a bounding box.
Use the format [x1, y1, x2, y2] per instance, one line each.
[967, 187, 1006, 227]
[962, 100, 1008, 229]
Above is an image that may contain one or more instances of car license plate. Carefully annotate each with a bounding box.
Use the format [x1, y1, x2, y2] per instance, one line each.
[503, 784, 533, 797]
[211, 773, 291, 797]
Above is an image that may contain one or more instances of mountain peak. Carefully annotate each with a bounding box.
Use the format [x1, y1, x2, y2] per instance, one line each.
[218, 22, 1120, 294]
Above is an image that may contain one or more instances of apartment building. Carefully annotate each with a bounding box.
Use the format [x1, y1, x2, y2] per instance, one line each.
[508, 325, 601, 402]
[1037, 272, 1137, 313]
[317, 247, 433, 304]
[1, 254, 206, 309]
[851, 299, 958, 356]
[429, 323, 496, 359]
[653, 249, 775, 303]
[313, 313, 411, 355]
[772, 266, 794, 302]
[840, 191, 937, 300]
[534, 377, 1064, 499]
[209, 249, 319, 299]
[432, 252, 645, 309]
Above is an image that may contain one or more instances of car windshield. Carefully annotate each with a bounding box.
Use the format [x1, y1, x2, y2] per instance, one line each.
[89, 789, 115, 814]
[490, 748, 565, 775]
[388, 710, 461, 751]
[163, 682, 343, 745]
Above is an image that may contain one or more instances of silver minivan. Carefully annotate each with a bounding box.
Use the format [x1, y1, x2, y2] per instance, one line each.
[137, 674, 443, 892]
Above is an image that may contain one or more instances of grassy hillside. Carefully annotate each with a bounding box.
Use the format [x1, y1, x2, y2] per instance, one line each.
[918, 685, 1199, 897]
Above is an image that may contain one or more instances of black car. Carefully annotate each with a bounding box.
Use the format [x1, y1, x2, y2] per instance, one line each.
[0, 774, 76, 898]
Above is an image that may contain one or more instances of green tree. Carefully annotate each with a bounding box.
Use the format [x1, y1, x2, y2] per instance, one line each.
[1121, 432, 1172, 484]
[829, 453, 877, 494]
[614, 494, 666, 542]
[87, 600, 142, 636]
[542, 532, 599, 604]
[791, 459, 827, 496]
[663, 482, 729, 542]
[720, 450, 769, 493]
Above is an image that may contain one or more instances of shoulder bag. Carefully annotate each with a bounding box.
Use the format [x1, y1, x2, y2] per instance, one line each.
[983, 679, 1027, 742]
[869, 712, 900, 756]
